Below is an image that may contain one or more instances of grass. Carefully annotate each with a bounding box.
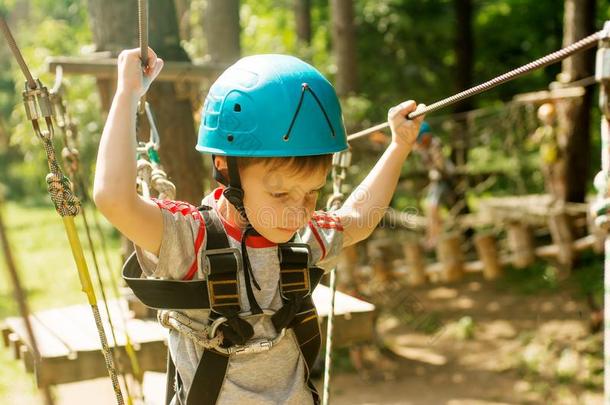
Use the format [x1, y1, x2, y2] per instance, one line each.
[0, 201, 123, 317]
[0, 200, 122, 400]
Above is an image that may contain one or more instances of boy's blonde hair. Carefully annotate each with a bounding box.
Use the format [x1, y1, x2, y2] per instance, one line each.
[236, 154, 333, 177]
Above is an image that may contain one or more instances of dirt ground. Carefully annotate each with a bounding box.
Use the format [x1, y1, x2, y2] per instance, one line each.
[6, 271, 604, 405]
[325, 274, 603, 405]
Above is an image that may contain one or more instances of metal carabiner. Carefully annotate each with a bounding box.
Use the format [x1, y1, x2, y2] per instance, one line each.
[207, 309, 286, 355]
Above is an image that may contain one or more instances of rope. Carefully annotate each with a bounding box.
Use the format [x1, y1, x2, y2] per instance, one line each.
[322, 150, 351, 405]
[158, 310, 224, 349]
[0, 16, 125, 405]
[51, 84, 144, 402]
[138, 0, 148, 69]
[138, 0, 149, 114]
[348, 30, 602, 142]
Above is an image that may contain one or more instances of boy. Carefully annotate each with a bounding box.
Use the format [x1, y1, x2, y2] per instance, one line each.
[412, 122, 460, 249]
[529, 102, 565, 200]
[93, 47, 424, 404]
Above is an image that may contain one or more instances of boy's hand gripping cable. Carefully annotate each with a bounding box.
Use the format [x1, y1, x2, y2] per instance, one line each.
[0, 15, 126, 405]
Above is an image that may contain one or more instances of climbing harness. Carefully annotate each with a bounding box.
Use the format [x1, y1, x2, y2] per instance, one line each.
[0, 15, 125, 405]
[122, 206, 326, 404]
[322, 149, 351, 405]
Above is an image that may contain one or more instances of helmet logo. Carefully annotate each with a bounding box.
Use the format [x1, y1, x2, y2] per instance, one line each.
[283, 82, 336, 142]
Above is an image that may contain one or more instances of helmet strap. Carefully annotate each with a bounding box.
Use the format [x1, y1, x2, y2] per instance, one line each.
[221, 156, 248, 223]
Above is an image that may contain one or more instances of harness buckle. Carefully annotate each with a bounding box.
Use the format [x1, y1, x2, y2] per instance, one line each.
[278, 243, 312, 300]
[204, 247, 242, 308]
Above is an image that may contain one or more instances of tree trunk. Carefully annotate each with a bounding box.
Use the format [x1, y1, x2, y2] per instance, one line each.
[295, 0, 312, 46]
[204, 0, 241, 64]
[174, 0, 191, 42]
[557, 0, 596, 203]
[452, 0, 474, 167]
[87, 0, 205, 204]
[330, 0, 358, 96]
[201, 0, 241, 192]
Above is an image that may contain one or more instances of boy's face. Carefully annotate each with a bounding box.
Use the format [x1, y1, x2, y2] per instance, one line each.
[240, 161, 328, 243]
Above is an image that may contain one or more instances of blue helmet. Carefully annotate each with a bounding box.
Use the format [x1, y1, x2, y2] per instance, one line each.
[417, 121, 432, 143]
[197, 54, 348, 157]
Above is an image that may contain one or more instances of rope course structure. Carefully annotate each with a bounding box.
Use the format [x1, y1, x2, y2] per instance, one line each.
[0, 15, 126, 405]
[2, 2, 610, 402]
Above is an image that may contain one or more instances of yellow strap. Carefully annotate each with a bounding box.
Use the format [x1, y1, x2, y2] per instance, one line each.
[62, 216, 96, 305]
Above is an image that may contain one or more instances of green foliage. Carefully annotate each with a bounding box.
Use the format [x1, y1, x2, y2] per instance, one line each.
[0, 0, 101, 201]
[0, 201, 122, 318]
[0, 0, 604, 204]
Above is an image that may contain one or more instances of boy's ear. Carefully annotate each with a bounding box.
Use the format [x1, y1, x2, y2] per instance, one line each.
[214, 156, 228, 171]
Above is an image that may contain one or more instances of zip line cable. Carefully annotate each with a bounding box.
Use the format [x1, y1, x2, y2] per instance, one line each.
[348, 30, 602, 142]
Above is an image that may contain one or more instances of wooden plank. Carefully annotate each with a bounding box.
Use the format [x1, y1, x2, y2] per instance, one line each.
[5, 315, 72, 359]
[5, 292, 375, 386]
[512, 86, 586, 104]
[9, 332, 22, 360]
[463, 260, 484, 273]
[573, 235, 597, 252]
[46, 56, 226, 82]
[314, 285, 375, 317]
[31, 306, 101, 352]
[1, 322, 11, 347]
[535, 244, 560, 258]
[4, 300, 168, 386]
[315, 286, 376, 346]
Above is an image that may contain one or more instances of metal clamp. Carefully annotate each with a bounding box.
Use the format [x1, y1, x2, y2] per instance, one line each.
[208, 310, 286, 355]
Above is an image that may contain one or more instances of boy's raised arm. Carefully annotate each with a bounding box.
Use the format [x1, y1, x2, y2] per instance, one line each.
[93, 48, 166, 255]
[336, 101, 425, 247]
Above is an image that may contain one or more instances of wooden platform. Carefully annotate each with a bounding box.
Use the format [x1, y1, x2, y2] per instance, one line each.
[1, 286, 375, 388]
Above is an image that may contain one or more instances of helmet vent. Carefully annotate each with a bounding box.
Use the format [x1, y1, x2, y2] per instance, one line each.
[233, 103, 241, 112]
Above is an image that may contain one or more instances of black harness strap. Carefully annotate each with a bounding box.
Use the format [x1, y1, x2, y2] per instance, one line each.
[185, 208, 249, 405]
[274, 243, 325, 404]
[122, 208, 326, 405]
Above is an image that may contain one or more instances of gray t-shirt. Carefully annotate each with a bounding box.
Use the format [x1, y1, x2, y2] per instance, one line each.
[135, 187, 344, 404]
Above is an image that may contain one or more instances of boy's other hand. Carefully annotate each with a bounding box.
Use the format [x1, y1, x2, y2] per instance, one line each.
[387, 100, 426, 151]
[116, 47, 164, 97]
